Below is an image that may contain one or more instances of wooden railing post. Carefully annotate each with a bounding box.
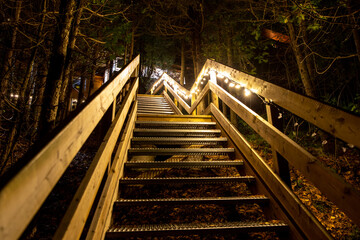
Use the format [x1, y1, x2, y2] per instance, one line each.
[191, 94, 197, 115]
[229, 88, 238, 127]
[197, 98, 206, 114]
[265, 99, 291, 187]
[209, 74, 219, 109]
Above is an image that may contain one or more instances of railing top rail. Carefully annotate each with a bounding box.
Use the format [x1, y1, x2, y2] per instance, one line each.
[151, 73, 190, 98]
[148, 59, 360, 148]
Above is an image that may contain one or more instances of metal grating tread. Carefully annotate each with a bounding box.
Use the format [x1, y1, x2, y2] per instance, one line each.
[134, 129, 221, 137]
[119, 176, 255, 185]
[137, 111, 175, 115]
[131, 137, 228, 145]
[114, 196, 269, 207]
[106, 221, 288, 238]
[125, 160, 243, 168]
[128, 148, 234, 156]
[136, 121, 216, 127]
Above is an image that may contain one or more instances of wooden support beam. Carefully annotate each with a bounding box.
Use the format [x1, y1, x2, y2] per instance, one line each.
[229, 87, 238, 127]
[165, 82, 191, 113]
[163, 91, 182, 115]
[265, 99, 291, 187]
[152, 81, 164, 95]
[211, 103, 332, 240]
[210, 82, 360, 226]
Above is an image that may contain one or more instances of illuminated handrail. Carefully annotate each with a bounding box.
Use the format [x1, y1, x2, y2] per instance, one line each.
[149, 59, 360, 149]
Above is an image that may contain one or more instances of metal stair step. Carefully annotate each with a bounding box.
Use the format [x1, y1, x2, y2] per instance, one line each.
[138, 101, 168, 104]
[135, 121, 216, 129]
[119, 176, 255, 185]
[125, 160, 242, 169]
[131, 137, 227, 145]
[114, 196, 269, 207]
[128, 148, 234, 156]
[133, 129, 221, 137]
[138, 106, 172, 110]
[138, 108, 173, 112]
[106, 221, 288, 238]
[137, 110, 175, 115]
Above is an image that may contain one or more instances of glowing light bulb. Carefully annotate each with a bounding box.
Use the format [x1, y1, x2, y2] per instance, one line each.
[200, 81, 204, 84]
[235, 84, 241, 89]
[229, 83, 235, 88]
[244, 89, 251, 96]
[217, 73, 224, 79]
[224, 78, 229, 83]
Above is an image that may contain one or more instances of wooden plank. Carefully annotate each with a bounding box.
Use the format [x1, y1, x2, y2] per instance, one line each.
[160, 73, 190, 96]
[0, 55, 140, 240]
[211, 104, 333, 240]
[265, 99, 291, 187]
[188, 83, 210, 114]
[137, 94, 163, 98]
[163, 91, 182, 115]
[210, 82, 360, 226]
[137, 114, 212, 122]
[205, 59, 360, 148]
[53, 79, 138, 240]
[86, 101, 138, 240]
[151, 81, 164, 95]
[165, 82, 191, 113]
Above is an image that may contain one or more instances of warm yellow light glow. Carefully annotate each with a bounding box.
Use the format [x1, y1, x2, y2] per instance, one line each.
[229, 82, 235, 87]
[244, 89, 251, 96]
[250, 88, 258, 93]
[224, 78, 229, 83]
[217, 73, 224, 78]
[235, 84, 241, 89]
[200, 81, 204, 84]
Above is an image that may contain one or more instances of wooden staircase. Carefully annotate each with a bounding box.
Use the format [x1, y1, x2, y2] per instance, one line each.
[137, 95, 175, 115]
[105, 98, 289, 239]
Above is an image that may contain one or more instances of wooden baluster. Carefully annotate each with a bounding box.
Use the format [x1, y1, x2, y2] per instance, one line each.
[229, 87, 238, 128]
[191, 94, 197, 115]
[265, 99, 291, 187]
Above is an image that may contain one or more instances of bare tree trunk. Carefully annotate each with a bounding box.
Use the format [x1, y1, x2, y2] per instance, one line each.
[192, 31, 201, 78]
[347, 0, 360, 63]
[77, 68, 86, 106]
[58, 0, 85, 120]
[130, 27, 135, 60]
[226, 31, 233, 67]
[287, 22, 316, 97]
[124, 43, 128, 65]
[0, 0, 22, 111]
[180, 39, 185, 86]
[300, 20, 315, 84]
[0, 0, 48, 169]
[39, 0, 77, 136]
[32, 62, 48, 138]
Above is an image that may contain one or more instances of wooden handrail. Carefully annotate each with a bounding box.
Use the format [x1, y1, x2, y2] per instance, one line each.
[209, 81, 360, 226]
[151, 73, 190, 96]
[205, 60, 360, 148]
[53, 78, 139, 239]
[149, 59, 360, 148]
[86, 99, 138, 240]
[210, 103, 333, 239]
[0, 55, 140, 240]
